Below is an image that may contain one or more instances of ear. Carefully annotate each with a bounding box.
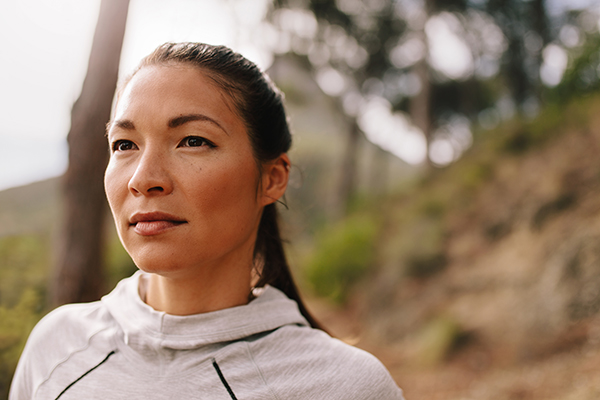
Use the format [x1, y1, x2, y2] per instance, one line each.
[260, 154, 290, 206]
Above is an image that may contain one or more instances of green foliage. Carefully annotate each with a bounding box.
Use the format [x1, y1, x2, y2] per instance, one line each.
[415, 315, 465, 366]
[305, 215, 378, 304]
[550, 33, 600, 104]
[0, 235, 50, 307]
[497, 105, 564, 155]
[0, 289, 44, 398]
[418, 198, 446, 219]
[458, 161, 494, 192]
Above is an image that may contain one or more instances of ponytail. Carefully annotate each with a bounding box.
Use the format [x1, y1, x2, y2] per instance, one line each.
[254, 203, 324, 331]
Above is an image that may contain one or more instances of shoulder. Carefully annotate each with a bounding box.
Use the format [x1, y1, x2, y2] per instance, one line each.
[247, 325, 404, 400]
[9, 301, 115, 400]
[38, 301, 110, 332]
[26, 301, 114, 353]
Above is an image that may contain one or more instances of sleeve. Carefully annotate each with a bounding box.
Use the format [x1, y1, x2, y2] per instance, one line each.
[9, 343, 34, 399]
[9, 312, 52, 400]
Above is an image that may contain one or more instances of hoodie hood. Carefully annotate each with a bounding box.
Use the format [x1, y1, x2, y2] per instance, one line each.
[101, 271, 308, 353]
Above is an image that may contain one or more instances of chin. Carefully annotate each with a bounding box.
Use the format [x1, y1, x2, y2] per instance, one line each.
[127, 250, 186, 277]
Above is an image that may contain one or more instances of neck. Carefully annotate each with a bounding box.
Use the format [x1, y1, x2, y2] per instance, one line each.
[143, 257, 254, 316]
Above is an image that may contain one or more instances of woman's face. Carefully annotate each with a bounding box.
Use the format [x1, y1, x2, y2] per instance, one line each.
[104, 65, 283, 278]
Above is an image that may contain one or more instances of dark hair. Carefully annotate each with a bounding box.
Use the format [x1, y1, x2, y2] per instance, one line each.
[130, 42, 322, 330]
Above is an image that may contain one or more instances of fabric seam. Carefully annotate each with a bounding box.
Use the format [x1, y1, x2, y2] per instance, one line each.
[33, 326, 112, 399]
[244, 341, 282, 400]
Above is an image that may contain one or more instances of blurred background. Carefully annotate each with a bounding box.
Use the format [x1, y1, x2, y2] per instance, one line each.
[2, 0, 600, 398]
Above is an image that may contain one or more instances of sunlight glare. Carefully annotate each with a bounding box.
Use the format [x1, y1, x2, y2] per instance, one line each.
[426, 13, 474, 80]
[358, 97, 427, 165]
[540, 43, 569, 87]
[316, 67, 347, 96]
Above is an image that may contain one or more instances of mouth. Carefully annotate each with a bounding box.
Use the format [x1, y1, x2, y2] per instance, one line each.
[129, 212, 187, 236]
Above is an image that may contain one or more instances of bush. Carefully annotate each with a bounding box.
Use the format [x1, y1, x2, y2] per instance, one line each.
[415, 316, 465, 366]
[0, 289, 43, 398]
[0, 235, 50, 307]
[305, 215, 378, 304]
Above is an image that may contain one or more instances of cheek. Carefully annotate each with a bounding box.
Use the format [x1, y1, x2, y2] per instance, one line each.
[189, 161, 260, 212]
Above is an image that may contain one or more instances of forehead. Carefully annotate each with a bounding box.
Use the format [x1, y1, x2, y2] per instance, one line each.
[114, 65, 242, 130]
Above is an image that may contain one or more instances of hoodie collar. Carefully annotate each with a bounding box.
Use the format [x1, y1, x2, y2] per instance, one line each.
[101, 271, 308, 351]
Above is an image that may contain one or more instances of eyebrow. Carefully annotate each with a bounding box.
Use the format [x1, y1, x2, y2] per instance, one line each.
[109, 114, 229, 135]
[168, 114, 228, 135]
[112, 119, 135, 130]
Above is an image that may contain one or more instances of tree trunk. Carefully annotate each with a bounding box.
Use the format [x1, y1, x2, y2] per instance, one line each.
[531, 0, 549, 99]
[506, 34, 529, 108]
[368, 143, 389, 195]
[337, 120, 360, 217]
[410, 57, 432, 163]
[52, 0, 130, 306]
[408, 0, 435, 164]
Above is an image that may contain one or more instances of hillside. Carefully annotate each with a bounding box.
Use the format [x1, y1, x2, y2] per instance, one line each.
[0, 177, 60, 237]
[315, 96, 600, 399]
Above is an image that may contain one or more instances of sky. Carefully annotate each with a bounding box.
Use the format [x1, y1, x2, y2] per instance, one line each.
[0, 0, 596, 191]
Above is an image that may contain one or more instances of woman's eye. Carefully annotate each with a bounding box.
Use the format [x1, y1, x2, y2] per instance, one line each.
[112, 140, 137, 152]
[179, 136, 215, 148]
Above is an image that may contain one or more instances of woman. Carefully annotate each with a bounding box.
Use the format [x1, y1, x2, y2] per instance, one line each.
[10, 42, 404, 399]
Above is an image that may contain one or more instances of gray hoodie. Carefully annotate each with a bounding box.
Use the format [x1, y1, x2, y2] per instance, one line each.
[10, 272, 404, 399]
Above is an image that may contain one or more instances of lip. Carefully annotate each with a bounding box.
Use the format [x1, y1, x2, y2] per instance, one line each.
[129, 212, 187, 236]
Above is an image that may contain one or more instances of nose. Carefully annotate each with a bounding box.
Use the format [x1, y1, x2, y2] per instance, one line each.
[128, 150, 174, 196]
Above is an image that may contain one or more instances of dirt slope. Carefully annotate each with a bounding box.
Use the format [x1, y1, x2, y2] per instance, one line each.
[314, 97, 600, 399]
